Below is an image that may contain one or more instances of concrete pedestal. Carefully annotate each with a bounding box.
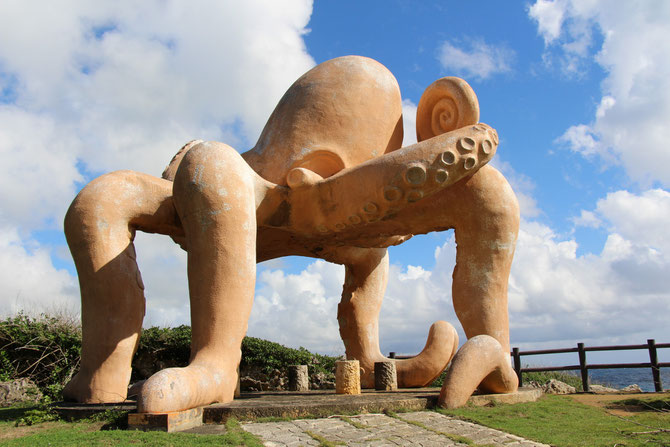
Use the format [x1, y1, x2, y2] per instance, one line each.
[374, 361, 398, 391]
[288, 365, 309, 391]
[336, 360, 361, 395]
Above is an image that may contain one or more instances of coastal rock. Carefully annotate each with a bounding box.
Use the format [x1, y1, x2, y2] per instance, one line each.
[589, 384, 619, 393]
[310, 371, 336, 390]
[621, 384, 642, 393]
[542, 379, 575, 394]
[0, 378, 42, 406]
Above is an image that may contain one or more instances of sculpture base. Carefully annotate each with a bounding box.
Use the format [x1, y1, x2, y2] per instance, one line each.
[55, 388, 543, 432]
[143, 388, 542, 431]
[127, 407, 203, 432]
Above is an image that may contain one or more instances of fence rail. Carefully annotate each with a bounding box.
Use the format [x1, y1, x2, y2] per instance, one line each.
[511, 339, 669, 392]
[390, 339, 668, 392]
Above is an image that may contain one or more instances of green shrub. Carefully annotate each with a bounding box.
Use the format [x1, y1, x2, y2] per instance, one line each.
[241, 337, 337, 375]
[1, 313, 339, 400]
[131, 325, 192, 380]
[131, 329, 338, 380]
[0, 313, 81, 400]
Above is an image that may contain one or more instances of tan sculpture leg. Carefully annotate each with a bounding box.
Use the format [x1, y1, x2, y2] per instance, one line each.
[63, 171, 179, 403]
[334, 165, 517, 394]
[388, 165, 520, 399]
[138, 142, 259, 413]
[336, 247, 458, 388]
[439, 334, 516, 408]
[447, 166, 519, 396]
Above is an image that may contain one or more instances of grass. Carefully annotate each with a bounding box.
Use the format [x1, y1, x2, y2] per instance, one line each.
[338, 415, 367, 429]
[0, 407, 264, 446]
[2, 393, 668, 446]
[304, 430, 345, 446]
[439, 394, 670, 447]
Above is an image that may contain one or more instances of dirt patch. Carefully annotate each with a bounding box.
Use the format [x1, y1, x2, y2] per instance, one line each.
[569, 392, 669, 417]
[0, 421, 62, 441]
[0, 420, 106, 441]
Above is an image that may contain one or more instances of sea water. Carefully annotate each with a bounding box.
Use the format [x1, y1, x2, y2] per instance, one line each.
[588, 368, 670, 392]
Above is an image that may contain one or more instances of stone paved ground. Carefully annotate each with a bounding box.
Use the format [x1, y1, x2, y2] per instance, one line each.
[241, 411, 551, 446]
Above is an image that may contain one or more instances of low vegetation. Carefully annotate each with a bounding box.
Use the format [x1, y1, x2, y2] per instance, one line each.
[0, 313, 81, 400]
[0, 313, 339, 401]
[0, 406, 263, 446]
[440, 393, 670, 447]
[3, 394, 666, 446]
[2, 313, 667, 446]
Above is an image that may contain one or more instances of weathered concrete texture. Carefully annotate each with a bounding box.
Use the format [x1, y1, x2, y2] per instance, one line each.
[53, 401, 138, 421]
[202, 388, 542, 424]
[53, 388, 542, 430]
[336, 360, 361, 395]
[203, 389, 434, 424]
[127, 407, 203, 432]
[468, 387, 542, 406]
[240, 412, 550, 446]
[374, 361, 397, 391]
[288, 365, 309, 391]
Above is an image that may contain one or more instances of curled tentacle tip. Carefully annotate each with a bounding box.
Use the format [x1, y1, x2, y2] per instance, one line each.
[416, 77, 479, 142]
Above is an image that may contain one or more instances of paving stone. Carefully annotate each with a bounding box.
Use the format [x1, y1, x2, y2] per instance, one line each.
[397, 411, 550, 447]
[241, 421, 319, 446]
[238, 406, 550, 446]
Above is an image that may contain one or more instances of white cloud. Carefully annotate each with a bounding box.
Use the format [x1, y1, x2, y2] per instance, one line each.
[401, 99, 418, 147]
[571, 209, 602, 228]
[133, 232, 189, 328]
[593, 189, 670, 253]
[250, 260, 345, 354]
[0, 0, 315, 234]
[437, 39, 514, 81]
[530, 0, 670, 186]
[0, 226, 79, 316]
[0, 107, 83, 230]
[528, 0, 566, 44]
[0, 1, 315, 326]
[510, 188, 670, 345]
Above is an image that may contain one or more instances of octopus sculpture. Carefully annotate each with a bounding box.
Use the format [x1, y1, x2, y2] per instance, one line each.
[62, 56, 520, 413]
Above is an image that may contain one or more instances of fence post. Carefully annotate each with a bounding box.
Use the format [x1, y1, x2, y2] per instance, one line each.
[578, 343, 589, 392]
[647, 339, 663, 392]
[512, 347, 522, 387]
[389, 352, 396, 359]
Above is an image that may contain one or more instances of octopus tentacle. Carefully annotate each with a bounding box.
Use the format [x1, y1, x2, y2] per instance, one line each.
[287, 124, 498, 236]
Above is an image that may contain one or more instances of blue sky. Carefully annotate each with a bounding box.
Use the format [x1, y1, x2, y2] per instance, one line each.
[0, 1, 668, 365]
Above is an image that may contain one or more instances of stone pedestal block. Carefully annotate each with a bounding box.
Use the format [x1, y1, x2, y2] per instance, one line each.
[336, 360, 361, 395]
[288, 365, 309, 391]
[374, 361, 398, 391]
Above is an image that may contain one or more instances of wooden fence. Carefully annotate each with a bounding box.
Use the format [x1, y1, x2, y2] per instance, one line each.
[390, 339, 669, 392]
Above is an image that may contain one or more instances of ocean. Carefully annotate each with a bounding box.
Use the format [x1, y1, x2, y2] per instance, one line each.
[587, 368, 670, 392]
